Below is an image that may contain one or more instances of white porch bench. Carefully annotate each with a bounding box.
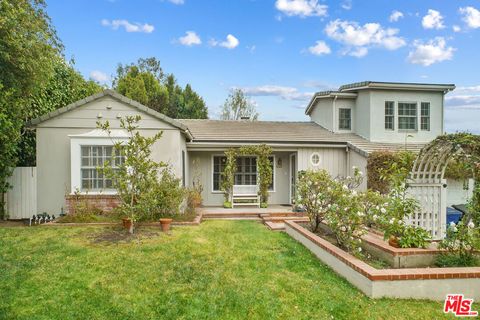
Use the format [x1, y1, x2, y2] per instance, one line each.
[232, 185, 260, 208]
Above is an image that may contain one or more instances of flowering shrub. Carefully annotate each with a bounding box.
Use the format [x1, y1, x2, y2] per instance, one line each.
[437, 220, 479, 267]
[295, 170, 336, 232]
[296, 167, 369, 255]
[357, 190, 387, 228]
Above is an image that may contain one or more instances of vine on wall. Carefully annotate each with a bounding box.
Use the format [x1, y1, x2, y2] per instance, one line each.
[221, 144, 273, 206]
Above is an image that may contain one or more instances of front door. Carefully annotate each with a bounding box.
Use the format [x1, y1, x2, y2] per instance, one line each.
[289, 153, 297, 204]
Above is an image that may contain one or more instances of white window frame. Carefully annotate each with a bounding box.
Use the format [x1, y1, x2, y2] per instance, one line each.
[70, 136, 128, 195]
[385, 101, 395, 130]
[420, 102, 431, 131]
[398, 101, 418, 131]
[210, 154, 276, 193]
[338, 108, 352, 131]
[310, 152, 321, 167]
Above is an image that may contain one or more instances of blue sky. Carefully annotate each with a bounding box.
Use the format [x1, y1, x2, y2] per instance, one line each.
[47, 0, 480, 132]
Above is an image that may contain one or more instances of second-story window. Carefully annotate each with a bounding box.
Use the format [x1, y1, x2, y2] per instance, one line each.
[398, 102, 417, 130]
[421, 102, 430, 131]
[385, 101, 395, 130]
[339, 108, 351, 130]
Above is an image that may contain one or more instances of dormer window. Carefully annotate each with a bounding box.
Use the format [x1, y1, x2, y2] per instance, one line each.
[339, 108, 351, 130]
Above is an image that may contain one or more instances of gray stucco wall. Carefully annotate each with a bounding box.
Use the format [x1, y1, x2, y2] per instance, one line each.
[309, 99, 334, 130]
[368, 90, 444, 143]
[353, 91, 371, 140]
[36, 96, 187, 215]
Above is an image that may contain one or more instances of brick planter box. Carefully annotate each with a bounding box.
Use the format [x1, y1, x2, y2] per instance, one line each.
[285, 220, 480, 300]
[65, 194, 121, 214]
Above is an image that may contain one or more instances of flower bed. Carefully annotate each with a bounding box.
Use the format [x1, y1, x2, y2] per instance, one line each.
[286, 220, 480, 300]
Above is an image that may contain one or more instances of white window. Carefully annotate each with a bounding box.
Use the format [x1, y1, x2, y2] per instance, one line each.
[212, 155, 274, 192]
[398, 102, 417, 130]
[421, 102, 430, 131]
[80, 146, 124, 190]
[338, 108, 351, 130]
[310, 153, 321, 166]
[385, 101, 395, 130]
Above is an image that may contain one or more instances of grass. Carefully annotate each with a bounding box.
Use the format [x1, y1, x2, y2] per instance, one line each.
[0, 221, 460, 320]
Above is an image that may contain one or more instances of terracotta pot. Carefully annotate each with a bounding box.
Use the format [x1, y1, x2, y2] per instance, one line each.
[122, 218, 134, 234]
[159, 218, 173, 233]
[388, 235, 400, 248]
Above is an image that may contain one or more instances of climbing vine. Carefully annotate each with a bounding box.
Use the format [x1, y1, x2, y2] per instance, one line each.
[221, 145, 273, 206]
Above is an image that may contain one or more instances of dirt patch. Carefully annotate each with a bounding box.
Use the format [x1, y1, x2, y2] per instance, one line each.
[0, 220, 28, 227]
[89, 227, 161, 244]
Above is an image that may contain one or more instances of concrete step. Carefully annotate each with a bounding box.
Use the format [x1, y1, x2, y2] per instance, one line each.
[262, 216, 309, 222]
[264, 221, 285, 231]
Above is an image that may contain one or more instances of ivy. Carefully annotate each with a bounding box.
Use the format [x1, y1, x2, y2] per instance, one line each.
[221, 145, 272, 206]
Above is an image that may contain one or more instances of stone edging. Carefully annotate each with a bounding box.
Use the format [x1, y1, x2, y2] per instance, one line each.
[285, 220, 480, 281]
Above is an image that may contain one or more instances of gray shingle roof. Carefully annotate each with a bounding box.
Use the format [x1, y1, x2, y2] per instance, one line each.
[179, 119, 426, 155]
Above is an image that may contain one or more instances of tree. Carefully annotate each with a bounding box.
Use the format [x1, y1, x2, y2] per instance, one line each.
[220, 89, 259, 120]
[113, 57, 208, 119]
[0, 0, 63, 217]
[17, 57, 102, 166]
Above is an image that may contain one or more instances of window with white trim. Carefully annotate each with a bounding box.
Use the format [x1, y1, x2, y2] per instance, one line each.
[398, 102, 417, 130]
[420, 102, 430, 131]
[338, 108, 351, 130]
[80, 146, 124, 190]
[212, 156, 274, 191]
[385, 101, 395, 130]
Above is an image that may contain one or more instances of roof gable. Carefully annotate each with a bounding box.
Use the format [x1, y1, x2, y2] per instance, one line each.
[29, 89, 188, 132]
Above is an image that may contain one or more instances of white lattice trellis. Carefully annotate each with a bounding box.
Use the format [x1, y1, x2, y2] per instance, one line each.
[407, 141, 462, 239]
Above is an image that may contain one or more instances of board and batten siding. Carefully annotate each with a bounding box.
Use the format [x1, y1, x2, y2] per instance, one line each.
[348, 150, 368, 191]
[5, 167, 37, 219]
[297, 147, 347, 177]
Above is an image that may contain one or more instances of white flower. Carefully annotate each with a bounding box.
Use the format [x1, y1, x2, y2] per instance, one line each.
[327, 204, 331, 208]
[453, 226, 458, 232]
[358, 247, 362, 252]
[375, 206, 380, 210]
[357, 211, 364, 217]
[380, 208, 387, 214]
[449, 221, 456, 228]
[358, 171, 363, 176]
[372, 214, 378, 220]
[340, 226, 346, 232]
[467, 220, 475, 229]
[343, 185, 349, 190]
[389, 218, 395, 224]
[351, 190, 358, 196]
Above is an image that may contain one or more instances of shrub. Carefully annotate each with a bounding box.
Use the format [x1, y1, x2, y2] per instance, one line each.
[437, 220, 479, 266]
[296, 170, 337, 233]
[367, 150, 415, 194]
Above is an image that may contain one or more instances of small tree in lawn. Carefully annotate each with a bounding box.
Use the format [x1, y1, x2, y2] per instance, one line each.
[98, 115, 165, 233]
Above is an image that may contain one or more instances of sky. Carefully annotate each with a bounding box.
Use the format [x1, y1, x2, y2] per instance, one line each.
[46, 0, 480, 133]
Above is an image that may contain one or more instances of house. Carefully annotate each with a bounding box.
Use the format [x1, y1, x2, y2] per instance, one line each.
[29, 81, 455, 214]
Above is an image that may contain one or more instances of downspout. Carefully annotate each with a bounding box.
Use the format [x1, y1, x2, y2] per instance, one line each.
[333, 95, 338, 132]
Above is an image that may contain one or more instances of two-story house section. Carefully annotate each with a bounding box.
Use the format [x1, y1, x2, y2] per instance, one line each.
[305, 81, 456, 143]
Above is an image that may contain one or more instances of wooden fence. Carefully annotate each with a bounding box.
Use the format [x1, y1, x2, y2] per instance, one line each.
[5, 167, 37, 219]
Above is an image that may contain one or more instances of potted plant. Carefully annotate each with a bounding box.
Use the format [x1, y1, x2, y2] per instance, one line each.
[159, 218, 173, 232]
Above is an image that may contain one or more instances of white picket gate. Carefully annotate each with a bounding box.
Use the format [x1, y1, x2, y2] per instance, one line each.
[407, 180, 447, 240]
[5, 167, 37, 219]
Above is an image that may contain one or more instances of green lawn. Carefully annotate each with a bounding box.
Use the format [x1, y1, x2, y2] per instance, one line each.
[0, 221, 457, 319]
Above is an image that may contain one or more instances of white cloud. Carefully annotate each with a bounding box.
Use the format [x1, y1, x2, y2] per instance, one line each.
[422, 9, 445, 29]
[307, 41, 331, 56]
[241, 85, 313, 101]
[89, 70, 109, 83]
[341, 0, 352, 10]
[167, 0, 184, 4]
[408, 37, 455, 66]
[210, 34, 239, 49]
[389, 10, 404, 22]
[177, 31, 201, 46]
[101, 19, 154, 33]
[275, 0, 327, 18]
[453, 25, 461, 32]
[324, 19, 406, 57]
[459, 6, 480, 29]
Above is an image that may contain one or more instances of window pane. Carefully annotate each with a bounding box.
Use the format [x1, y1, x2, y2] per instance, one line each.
[398, 103, 417, 130]
[339, 108, 351, 130]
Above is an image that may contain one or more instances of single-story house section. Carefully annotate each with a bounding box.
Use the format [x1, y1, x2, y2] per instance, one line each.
[29, 81, 455, 214]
